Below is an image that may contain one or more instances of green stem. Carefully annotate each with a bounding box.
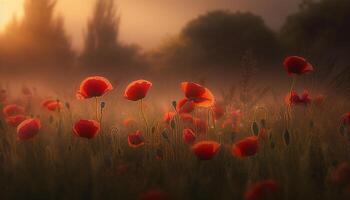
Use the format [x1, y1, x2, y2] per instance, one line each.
[140, 99, 149, 131]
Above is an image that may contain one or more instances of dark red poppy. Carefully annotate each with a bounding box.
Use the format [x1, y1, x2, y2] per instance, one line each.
[164, 111, 176, 124]
[212, 103, 225, 120]
[329, 162, 350, 187]
[192, 141, 221, 160]
[17, 118, 41, 140]
[342, 112, 350, 126]
[3, 104, 25, 117]
[177, 98, 194, 113]
[180, 113, 194, 124]
[128, 130, 145, 148]
[124, 79, 152, 101]
[232, 136, 258, 157]
[285, 91, 311, 106]
[6, 115, 27, 127]
[73, 119, 100, 139]
[244, 180, 279, 200]
[139, 189, 168, 200]
[42, 99, 62, 111]
[194, 118, 208, 134]
[284, 56, 313, 75]
[181, 82, 215, 107]
[183, 128, 196, 144]
[76, 76, 113, 99]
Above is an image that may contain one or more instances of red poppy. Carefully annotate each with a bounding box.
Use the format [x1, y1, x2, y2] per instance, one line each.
[128, 130, 145, 148]
[6, 115, 27, 127]
[213, 103, 225, 120]
[192, 141, 221, 160]
[244, 180, 279, 200]
[76, 76, 113, 99]
[285, 91, 311, 106]
[3, 104, 25, 117]
[283, 56, 313, 75]
[42, 99, 62, 111]
[232, 136, 258, 157]
[164, 111, 176, 124]
[180, 113, 194, 124]
[183, 128, 196, 144]
[181, 82, 215, 107]
[329, 162, 350, 187]
[139, 189, 168, 200]
[194, 118, 208, 134]
[124, 79, 152, 101]
[177, 98, 194, 113]
[342, 112, 350, 126]
[17, 118, 41, 140]
[73, 119, 100, 139]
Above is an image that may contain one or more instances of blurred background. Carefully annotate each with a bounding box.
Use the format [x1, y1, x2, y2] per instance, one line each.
[0, 0, 349, 95]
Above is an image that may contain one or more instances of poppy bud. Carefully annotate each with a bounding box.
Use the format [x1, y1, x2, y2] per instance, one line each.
[283, 129, 290, 146]
[251, 121, 259, 136]
[161, 130, 169, 141]
[101, 101, 106, 109]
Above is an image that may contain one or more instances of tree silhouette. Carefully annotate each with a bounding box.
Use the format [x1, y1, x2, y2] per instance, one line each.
[0, 0, 74, 76]
[80, 0, 146, 74]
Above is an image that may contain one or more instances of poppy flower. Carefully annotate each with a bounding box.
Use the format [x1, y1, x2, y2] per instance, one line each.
[244, 180, 279, 200]
[194, 118, 208, 134]
[283, 56, 313, 75]
[76, 76, 113, 99]
[6, 115, 27, 127]
[183, 128, 196, 144]
[192, 141, 221, 160]
[181, 82, 215, 107]
[42, 99, 62, 111]
[180, 113, 194, 124]
[139, 189, 168, 200]
[124, 79, 152, 101]
[73, 119, 100, 139]
[177, 98, 194, 113]
[164, 111, 176, 124]
[212, 103, 225, 120]
[232, 136, 258, 157]
[128, 130, 145, 148]
[285, 91, 311, 106]
[3, 104, 25, 117]
[17, 118, 41, 140]
[342, 112, 350, 126]
[329, 162, 350, 187]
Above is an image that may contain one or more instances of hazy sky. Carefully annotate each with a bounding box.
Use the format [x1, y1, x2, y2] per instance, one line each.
[0, 0, 302, 50]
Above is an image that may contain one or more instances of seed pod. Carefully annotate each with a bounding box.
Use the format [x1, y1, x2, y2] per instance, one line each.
[172, 101, 177, 110]
[170, 119, 176, 130]
[251, 121, 259, 136]
[100, 101, 106, 109]
[161, 130, 169, 140]
[339, 125, 347, 136]
[284, 129, 290, 146]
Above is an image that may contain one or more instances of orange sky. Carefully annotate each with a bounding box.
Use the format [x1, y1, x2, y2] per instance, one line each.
[0, 0, 302, 50]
